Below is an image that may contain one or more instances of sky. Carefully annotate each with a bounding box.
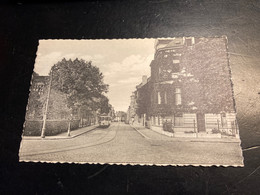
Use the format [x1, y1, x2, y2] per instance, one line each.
[34, 39, 155, 112]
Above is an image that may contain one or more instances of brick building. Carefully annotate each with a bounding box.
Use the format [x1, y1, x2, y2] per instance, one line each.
[131, 37, 239, 137]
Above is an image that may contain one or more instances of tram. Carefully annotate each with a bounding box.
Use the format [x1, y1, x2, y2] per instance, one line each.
[98, 113, 111, 128]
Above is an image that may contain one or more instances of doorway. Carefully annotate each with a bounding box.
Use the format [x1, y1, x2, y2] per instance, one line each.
[197, 113, 206, 132]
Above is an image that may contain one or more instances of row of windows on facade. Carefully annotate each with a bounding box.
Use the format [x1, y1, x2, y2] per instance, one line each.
[161, 53, 181, 59]
[32, 83, 45, 94]
[158, 64, 180, 75]
[151, 113, 228, 127]
[158, 53, 181, 74]
[151, 115, 184, 126]
[156, 88, 181, 105]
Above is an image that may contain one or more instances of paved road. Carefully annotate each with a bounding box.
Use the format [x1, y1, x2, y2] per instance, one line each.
[19, 123, 243, 166]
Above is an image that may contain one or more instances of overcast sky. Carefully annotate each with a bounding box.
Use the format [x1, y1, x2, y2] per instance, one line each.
[34, 39, 155, 112]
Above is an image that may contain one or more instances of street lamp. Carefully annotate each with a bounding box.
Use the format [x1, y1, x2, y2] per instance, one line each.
[41, 69, 53, 138]
[67, 113, 73, 137]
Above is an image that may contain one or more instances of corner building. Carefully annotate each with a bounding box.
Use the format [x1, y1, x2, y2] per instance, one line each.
[146, 37, 238, 136]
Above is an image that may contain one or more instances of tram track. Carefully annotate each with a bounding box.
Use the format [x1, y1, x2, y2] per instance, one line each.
[20, 124, 119, 157]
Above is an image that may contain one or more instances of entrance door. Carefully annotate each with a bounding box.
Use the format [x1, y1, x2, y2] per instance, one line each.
[197, 113, 206, 132]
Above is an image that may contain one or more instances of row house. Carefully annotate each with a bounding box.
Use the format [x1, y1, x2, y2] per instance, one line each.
[127, 76, 151, 126]
[132, 37, 239, 137]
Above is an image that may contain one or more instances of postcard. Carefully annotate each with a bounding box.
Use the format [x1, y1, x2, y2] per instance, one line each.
[19, 38, 244, 166]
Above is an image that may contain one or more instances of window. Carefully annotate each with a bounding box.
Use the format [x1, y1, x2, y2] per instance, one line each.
[172, 63, 180, 73]
[175, 88, 181, 105]
[172, 56, 180, 72]
[158, 92, 161, 104]
[33, 83, 44, 92]
[186, 37, 195, 46]
[221, 113, 227, 127]
[164, 91, 167, 104]
[186, 38, 192, 46]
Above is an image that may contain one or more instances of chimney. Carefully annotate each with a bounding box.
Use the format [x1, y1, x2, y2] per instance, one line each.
[142, 75, 148, 85]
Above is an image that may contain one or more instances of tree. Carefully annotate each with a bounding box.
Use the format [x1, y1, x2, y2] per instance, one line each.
[51, 58, 109, 110]
[99, 95, 112, 114]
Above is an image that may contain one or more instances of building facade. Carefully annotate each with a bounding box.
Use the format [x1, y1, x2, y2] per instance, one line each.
[130, 37, 239, 137]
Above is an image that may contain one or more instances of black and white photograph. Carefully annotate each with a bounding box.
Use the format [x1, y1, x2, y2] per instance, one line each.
[19, 38, 244, 166]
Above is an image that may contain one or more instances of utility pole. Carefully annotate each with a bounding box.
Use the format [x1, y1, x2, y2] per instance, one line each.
[41, 70, 53, 138]
[67, 113, 72, 137]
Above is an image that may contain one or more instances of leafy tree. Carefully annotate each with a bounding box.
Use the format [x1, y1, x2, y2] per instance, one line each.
[51, 58, 109, 111]
[99, 95, 112, 114]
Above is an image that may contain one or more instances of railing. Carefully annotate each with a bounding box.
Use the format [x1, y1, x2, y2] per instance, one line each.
[206, 119, 238, 136]
[151, 119, 238, 137]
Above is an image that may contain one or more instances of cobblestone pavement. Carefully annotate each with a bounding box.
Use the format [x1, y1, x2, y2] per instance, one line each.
[19, 123, 243, 166]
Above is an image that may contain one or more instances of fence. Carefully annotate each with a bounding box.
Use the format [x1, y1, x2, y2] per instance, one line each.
[205, 119, 238, 136]
[205, 113, 238, 136]
[162, 119, 197, 133]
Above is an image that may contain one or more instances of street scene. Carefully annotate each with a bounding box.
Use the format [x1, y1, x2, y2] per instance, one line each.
[19, 38, 244, 166]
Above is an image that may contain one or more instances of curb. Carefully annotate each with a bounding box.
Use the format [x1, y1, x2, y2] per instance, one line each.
[20, 126, 116, 157]
[22, 125, 98, 141]
[130, 125, 241, 143]
[130, 125, 151, 140]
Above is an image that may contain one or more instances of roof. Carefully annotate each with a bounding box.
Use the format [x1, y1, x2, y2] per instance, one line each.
[164, 38, 184, 48]
[32, 75, 49, 84]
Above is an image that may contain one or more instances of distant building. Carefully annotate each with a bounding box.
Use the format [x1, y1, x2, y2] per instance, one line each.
[26, 75, 49, 120]
[24, 74, 75, 136]
[26, 74, 71, 121]
[135, 76, 151, 127]
[115, 111, 127, 122]
[130, 37, 239, 137]
[127, 92, 137, 123]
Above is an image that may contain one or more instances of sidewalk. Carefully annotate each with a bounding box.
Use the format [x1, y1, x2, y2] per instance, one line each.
[130, 124, 241, 143]
[22, 124, 99, 140]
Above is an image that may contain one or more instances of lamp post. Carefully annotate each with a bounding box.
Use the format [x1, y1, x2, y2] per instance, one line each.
[68, 113, 73, 137]
[41, 70, 53, 138]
